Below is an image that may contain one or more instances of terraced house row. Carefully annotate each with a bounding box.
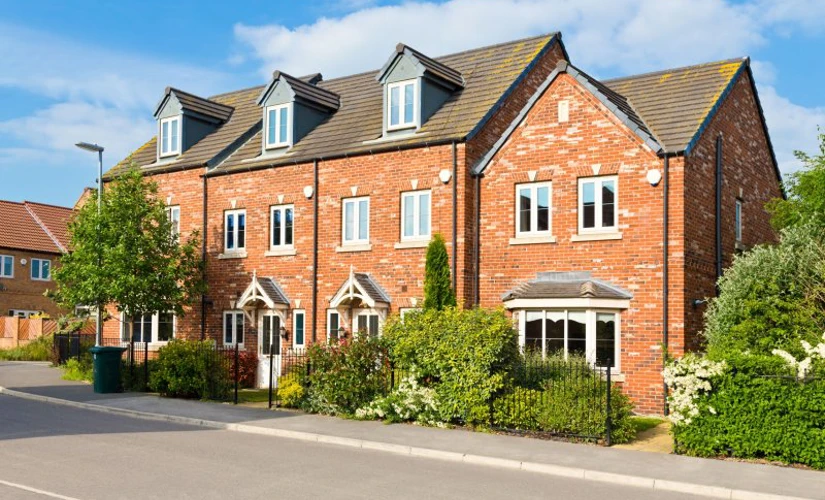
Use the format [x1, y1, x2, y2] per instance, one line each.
[102, 33, 782, 413]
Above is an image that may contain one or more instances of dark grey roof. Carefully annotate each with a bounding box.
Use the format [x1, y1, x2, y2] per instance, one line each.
[378, 43, 465, 89]
[259, 277, 290, 305]
[258, 71, 340, 111]
[299, 73, 324, 85]
[354, 273, 391, 304]
[502, 272, 632, 301]
[156, 87, 234, 122]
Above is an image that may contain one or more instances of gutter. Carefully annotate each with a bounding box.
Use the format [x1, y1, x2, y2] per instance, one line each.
[474, 174, 482, 306]
[452, 141, 458, 294]
[312, 159, 319, 344]
[715, 135, 723, 290]
[661, 153, 671, 415]
[201, 174, 208, 340]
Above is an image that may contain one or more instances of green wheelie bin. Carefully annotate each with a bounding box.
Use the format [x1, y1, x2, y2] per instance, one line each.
[89, 346, 127, 393]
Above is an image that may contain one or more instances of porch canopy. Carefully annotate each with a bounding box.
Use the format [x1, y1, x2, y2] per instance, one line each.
[330, 271, 391, 309]
[502, 271, 632, 309]
[235, 271, 290, 313]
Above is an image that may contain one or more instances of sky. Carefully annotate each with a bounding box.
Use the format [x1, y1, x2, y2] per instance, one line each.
[1, 0, 824, 207]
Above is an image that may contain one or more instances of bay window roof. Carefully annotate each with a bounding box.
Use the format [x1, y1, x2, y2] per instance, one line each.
[502, 272, 633, 302]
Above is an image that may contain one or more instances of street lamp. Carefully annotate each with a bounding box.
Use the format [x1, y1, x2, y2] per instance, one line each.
[75, 142, 104, 347]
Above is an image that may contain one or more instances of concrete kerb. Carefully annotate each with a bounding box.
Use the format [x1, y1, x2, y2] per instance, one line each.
[0, 386, 813, 500]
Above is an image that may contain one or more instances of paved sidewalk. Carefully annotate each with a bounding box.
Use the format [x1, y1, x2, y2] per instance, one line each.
[2, 361, 823, 500]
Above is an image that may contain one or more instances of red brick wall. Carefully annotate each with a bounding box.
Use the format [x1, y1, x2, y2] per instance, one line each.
[476, 72, 672, 414]
[0, 248, 64, 317]
[682, 70, 782, 350]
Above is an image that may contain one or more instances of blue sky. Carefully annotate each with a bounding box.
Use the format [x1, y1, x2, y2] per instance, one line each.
[2, 0, 824, 207]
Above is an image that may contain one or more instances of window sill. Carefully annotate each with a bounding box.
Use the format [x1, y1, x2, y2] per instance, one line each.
[336, 243, 372, 253]
[570, 232, 623, 242]
[218, 251, 248, 259]
[265, 247, 297, 257]
[394, 240, 429, 249]
[509, 235, 557, 246]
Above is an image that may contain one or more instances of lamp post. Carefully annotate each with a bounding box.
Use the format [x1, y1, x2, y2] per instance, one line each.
[75, 142, 104, 347]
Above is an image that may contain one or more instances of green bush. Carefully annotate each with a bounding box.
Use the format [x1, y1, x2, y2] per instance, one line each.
[62, 357, 93, 382]
[492, 387, 542, 431]
[301, 333, 388, 416]
[0, 334, 54, 361]
[537, 371, 635, 444]
[384, 306, 519, 424]
[277, 377, 304, 408]
[121, 359, 157, 391]
[673, 355, 825, 469]
[356, 372, 440, 425]
[703, 224, 825, 359]
[149, 340, 231, 399]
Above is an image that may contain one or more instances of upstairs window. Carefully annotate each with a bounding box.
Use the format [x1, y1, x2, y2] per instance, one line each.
[342, 197, 369, 245]
[160, 116, 180, 157]
[388, 80, 416, 130]
[31, 258, 50, 281]
[265, 104, 290, 149]
[0, 255, 13, 278]
[166, 206, 180, 238]
[516, 182, 552, 237]
[401, 190, 430, 241]
[578, 176, 617, 233]
[225, 209, 246, 252]
[270, 205, 294, 249]
[735, 198, 743, 244]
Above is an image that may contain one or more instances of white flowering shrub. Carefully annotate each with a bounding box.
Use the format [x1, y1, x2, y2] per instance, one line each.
[772, 332, 825, 380]
[662, 353, 726, 426]
[355, 371, 441, 426]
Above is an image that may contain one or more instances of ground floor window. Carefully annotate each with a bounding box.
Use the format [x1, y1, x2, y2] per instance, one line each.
[519, 309, 618, 368]
[121, 312, 174, 343]
[293, 310, 305, 349]
[223, 310, 244, 346]
[354, 310, 380, 338]
[260, 313, 281, 355]
[327, 310, 341, 342]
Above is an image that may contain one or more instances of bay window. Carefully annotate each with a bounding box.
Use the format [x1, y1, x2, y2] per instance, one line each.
[520, 309, 618, 369]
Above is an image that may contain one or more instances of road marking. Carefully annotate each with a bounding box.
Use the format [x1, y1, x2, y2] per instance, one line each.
[0, 479, 81, 500]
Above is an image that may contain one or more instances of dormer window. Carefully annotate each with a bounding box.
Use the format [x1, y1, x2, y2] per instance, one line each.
[160, 116, 180, 157]
[388, 80, 417, 130]
[265, 104, 291, 149]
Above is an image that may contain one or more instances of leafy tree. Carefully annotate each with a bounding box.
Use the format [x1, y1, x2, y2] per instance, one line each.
[767, 130, 825, 230]
[52, 165, 205, 319]
[423, 233, 456, 310]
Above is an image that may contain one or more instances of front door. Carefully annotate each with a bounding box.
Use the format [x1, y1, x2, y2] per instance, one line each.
[258, 313, 282, 388]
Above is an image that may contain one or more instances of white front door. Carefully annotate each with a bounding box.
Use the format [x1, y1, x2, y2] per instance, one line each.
[258, 313, 282, 388]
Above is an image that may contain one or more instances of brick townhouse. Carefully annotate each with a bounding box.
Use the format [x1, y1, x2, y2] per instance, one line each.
[0, 200, 74, 318]
[102, 32, 782, 413]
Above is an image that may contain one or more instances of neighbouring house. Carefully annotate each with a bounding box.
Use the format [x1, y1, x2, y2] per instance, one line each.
[0, 200, 74, 318]
[102, 32, 782, 414]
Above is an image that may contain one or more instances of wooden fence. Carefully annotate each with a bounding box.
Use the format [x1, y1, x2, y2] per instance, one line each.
[0, 317, 94, 349]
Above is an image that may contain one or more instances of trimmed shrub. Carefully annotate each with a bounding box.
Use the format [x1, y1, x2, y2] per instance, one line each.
[277, 376, 305, 408]
[301, 333, 388, 416]
[672, 355, 825, 469]
[149, 340, 231, 399]
[423, 233, 456, 310]
[384, 306, 519, 424]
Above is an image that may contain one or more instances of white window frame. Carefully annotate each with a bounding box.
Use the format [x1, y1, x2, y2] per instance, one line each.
[30, 258, 51, 281]
[270, 204, 295, 250]
[159, 116, 181, 158]
[515, 182, 552, 238]
[353, 308, 382, 338]
[264, 104, 291, 149]
[224, 209, 247, 252]
[327, 309, 343, 342]
[387, 79, 418, 131]
[223, 310, 245, 347]
[517, 309, 620, 371]
[578, 176, 618, 234]
[399, 308, 420, 320]
[400, 190, 431, 241]
[120, 312, 176, 345]
[342, 196, 370, 245]
[9, 309, 41, 318]
[166, 206, 181, 238]
[735, 198, 743, 244]
[293, 309, 306, 349]
[0, 254, 14, 278]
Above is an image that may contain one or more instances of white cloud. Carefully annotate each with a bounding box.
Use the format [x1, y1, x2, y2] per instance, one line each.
[234, 0, 823, 174]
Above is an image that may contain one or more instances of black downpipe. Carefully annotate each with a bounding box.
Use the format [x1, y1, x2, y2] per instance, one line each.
[200, 175, 208, 340]
[474, 174, 481, 306]
[311, 159, 319, 344]
[662, 154, 670, 415]
[451, 142, 458, 295]
[715, 135, 723, 292]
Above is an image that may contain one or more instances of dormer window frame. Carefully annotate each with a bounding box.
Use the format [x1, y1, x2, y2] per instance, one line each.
[159, 116, 181, 158]
[264, 103, 292, 150]
[386, 79, 419, 131]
